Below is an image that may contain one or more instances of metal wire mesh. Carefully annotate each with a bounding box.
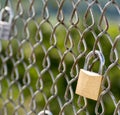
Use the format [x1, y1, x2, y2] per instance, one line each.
[0, 0, 120, 115]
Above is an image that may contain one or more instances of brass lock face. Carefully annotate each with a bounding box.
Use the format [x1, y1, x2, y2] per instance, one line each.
[76, 69, 103, 100]
[0, 7, 13, 40]
[75, 50, 105, 101]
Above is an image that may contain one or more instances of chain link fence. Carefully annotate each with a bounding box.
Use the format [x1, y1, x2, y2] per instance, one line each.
[0, 0, 120, 115]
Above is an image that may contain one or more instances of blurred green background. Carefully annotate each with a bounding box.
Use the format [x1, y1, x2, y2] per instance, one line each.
[0, 0, 120, 115]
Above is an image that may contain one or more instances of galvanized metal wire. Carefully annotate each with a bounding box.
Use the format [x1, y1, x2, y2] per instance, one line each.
[0, 0, 120, 115]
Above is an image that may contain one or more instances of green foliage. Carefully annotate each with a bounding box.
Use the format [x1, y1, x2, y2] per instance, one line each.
[0, 19, 119, 114]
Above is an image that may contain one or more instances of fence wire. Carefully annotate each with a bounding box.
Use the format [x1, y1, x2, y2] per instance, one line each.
[0, 0, 120, 115]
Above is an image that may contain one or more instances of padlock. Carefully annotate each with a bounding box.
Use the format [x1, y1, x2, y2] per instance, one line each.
[0, 6, 13, 40]
[75, 50, 105, 100]
[38, 110, 53, 115]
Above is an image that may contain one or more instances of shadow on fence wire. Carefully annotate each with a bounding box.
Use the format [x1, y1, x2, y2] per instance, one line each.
[0, 0, 120, 115]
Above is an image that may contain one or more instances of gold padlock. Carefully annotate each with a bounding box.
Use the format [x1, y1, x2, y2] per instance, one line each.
[75, 50, 105, 100]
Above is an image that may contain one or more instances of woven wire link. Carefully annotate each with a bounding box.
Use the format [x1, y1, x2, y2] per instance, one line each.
[0, 0, 120, 115]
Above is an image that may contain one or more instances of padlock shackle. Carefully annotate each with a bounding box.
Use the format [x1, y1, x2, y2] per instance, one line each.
[84, 50, 105, 74]
[0, 6, 13, 24]
[38, 110, 53, 115]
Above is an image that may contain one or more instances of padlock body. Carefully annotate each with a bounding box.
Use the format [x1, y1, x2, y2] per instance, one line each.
[76, 69, 103, 100]
[0, 21, 11, 40]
